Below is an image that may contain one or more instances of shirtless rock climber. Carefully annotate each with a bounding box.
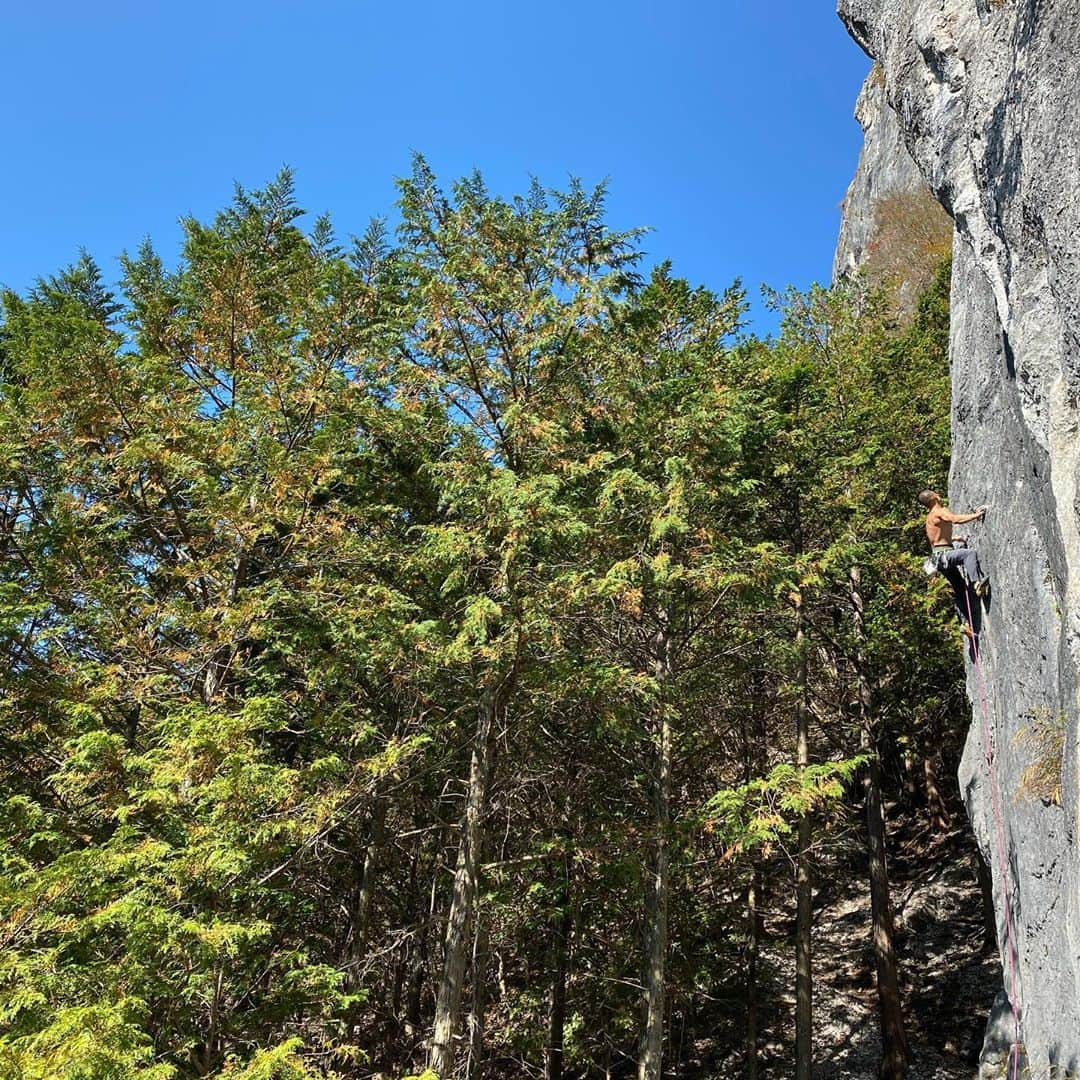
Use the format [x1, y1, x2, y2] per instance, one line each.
[919, 490, 990, 635]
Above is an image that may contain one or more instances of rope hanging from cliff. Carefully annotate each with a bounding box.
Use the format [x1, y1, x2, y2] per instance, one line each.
[964, 586, 1022, 1080]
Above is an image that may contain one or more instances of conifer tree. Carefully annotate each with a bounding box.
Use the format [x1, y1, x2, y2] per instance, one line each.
[0, 165, 960, 1080]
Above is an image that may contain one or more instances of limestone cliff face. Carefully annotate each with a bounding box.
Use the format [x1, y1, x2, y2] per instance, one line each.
[833, 65, 926, 281]
[836, 1, 1080, 1073]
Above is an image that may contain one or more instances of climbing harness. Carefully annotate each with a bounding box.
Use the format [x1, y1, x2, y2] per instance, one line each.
[964, 586, 1022, 1080]
[923, 544, 954, 578]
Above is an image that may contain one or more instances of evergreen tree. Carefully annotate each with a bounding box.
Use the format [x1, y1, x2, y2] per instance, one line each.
[0, 165, 961, 1080]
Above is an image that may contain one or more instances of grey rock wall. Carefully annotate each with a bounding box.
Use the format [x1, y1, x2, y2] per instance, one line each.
[833, 66, 926, 280]
[835, 1, 1080, 1074]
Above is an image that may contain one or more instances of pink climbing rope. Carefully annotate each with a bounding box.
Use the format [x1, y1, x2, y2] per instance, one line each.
[964, 586, 1022, 1080]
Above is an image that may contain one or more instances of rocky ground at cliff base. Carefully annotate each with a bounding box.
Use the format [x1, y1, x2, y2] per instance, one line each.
[683, 815, 1001, 1079]
[803, 822, 999, 1080]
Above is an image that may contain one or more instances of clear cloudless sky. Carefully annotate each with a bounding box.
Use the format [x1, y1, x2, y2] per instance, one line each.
[2, 1, 870, 334]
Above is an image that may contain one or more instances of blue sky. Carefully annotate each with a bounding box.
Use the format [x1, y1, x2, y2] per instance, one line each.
[2, 1, 870, 333]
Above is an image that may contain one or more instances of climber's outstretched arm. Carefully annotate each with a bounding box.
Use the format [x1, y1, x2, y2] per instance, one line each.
[934, 506, 986, 526]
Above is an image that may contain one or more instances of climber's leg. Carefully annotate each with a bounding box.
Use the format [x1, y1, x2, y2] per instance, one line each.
[962, 547, 991, 596]
[962, 547, 982, 584]
[940, 546, 987, 590]
[942, 563, 970, 624]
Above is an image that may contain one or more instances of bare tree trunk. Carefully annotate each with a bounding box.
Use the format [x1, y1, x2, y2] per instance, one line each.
[923, 754, 952, 833]
[863, 751, 909, 1079]
[429, 688, 498, 1077]
[795, 588, 813, 1080]
[546, 849, 572, 1080]
[345, 798, 386, 992]
[850, 566, 909, 1080]
[388, 946, 406, 1070]
[901, 750, 921, 807]
[743, 694, 766, 1080]
[466, 913, 488, 1080]
[405, 921, 428, 1039]
[638, 617, 673, 1080]
[747, 862, 763, 1080]
[398, 814, 443, 1080]
[406, 839, 437, 1042]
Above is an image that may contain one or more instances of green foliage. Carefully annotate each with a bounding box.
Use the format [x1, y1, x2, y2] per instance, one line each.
[701, 758, 867, 857]
[0, 998, 174, 1080]
[217, 1040, 342, 1080]
[0, 164, 958, 1076]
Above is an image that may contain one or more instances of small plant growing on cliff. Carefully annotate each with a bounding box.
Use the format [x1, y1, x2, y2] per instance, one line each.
[1014, 708, 1065, 807]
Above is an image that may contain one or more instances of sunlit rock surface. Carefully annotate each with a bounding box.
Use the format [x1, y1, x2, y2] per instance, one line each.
[833, 65, 925, 281]
[836, 1, 1080, 1073]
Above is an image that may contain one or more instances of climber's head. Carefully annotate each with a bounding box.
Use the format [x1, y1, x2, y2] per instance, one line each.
[917, 489, 940, 509]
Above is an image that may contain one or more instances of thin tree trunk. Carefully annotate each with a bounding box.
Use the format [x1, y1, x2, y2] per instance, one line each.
[923, 754, 952, 833]
[795, 588, 813, 1080]
[345, 798, 387, 992]
[405, 918, 428, 1038]
[850, 566, 909, 1080]
[747, 862, 763, 1080]
[429, 688, 498, 1077]
[546, 849, 572, 1080]
[638, 617, 673, 1080]
[466, 913, 488, 1080]
[743, 694, 766, 1080]
[406, 837, 437, 1042]
[863, 752, 909, 1079]
[901, 750, 921, 807]
[388, 947, 406, 1070]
